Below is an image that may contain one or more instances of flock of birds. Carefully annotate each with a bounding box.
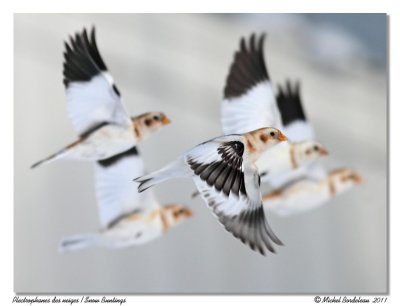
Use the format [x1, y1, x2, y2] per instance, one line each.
[32, 27, 361, 256]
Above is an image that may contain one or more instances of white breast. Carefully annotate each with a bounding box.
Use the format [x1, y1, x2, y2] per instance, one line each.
[68, 124, 136, 160]
[256, 142, 292, 178]
[264, 180, 332, 216]
[100, 214, 164, 249]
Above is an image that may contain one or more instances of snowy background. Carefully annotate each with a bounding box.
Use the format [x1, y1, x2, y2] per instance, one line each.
[14, 13, 387, 293]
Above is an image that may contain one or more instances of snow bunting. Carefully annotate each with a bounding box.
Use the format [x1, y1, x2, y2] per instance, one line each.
[31, 27, 170, 168]
[257, 80, 329, 188]
[134, 127, 287, 255]
[221, 34, 327, 188]
[262, 168, 362, 216]
[59, 146, 192, 252]
[261, 83, 362, 216]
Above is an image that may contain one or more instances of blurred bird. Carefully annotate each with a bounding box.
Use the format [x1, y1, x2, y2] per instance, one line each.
[258, 80, 329, 188]
[261, 82, 362, 216]
[262, 168, 362, 216]
[59, 146, 192, 253]
[31, 27, 170, 169]
[134, 127, 287, 255]
[221, 34, 328, 188]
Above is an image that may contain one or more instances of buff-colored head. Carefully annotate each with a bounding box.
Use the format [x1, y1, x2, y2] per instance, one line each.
[162, 204, 193, 229]
[132, 112, 171, 140]
[329, 168, 362, 195]
[245, 127, 287, 161]
[293, 141, 329, 167]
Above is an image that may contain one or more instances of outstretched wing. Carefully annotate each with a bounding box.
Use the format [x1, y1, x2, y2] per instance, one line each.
[95, 147, 159, 229]
[276, 80, 315, 142]
[187, 138, 283, 255]
[269, 80, 326, 187]
[221, 33, 282, 135]
[63, 27, 131, 135]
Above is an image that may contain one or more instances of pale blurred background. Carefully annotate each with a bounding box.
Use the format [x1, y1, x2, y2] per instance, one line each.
[14, 14, 387, 294]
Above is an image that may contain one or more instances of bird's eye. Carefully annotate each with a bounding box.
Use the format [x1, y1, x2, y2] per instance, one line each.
[313, 145, 319, 151]
[153, 115, 160, 121]
[144, 118, 152, 126]
[270, 131, 276, 137]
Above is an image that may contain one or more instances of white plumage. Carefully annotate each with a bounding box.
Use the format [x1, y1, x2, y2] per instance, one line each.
[31, 28, 171, 168]
[220, 34, 327, 189]
[134, 128, 287, 255]
[94, 150, 158, 228]
[263, 168, 362, 216]
[66, 73, 131, 135]
[59, 147, 192, 253]
[222, 81, 283, 134]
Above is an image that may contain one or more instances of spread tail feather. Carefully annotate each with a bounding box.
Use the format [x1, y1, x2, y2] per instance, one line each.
[133, 158, 190, 192]
[58, 233, 100, 253]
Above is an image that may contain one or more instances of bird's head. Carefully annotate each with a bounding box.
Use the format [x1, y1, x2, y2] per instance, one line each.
[245, 127, 287, 160]
[328, 168, 362, 195]
[294, 141, 329, 166]
[162, 204, 193, 229]
[131, 111, 171, 140]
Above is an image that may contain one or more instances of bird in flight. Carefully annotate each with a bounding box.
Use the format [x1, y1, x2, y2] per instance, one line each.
[262, 168, 362, 216]
[134, 127, 288, 255]
[31, 27, 170, 169]
[59, 146, 192, 252]
[262, 82, 362, 216]
[221, 33, 328, 189]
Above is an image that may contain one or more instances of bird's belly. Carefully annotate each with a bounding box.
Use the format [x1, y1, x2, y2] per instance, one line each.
[70, 126, 135, 160]
[270, 183, 331, 215]
[101, 221, 162, 249]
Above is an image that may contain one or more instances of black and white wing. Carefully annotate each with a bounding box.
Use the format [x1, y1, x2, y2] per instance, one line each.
[270, 80, 326, 186]
[221, 33, 283, 135]
[63, 27, 131, 135]
[95, 147, 159, 229]
[276, 80, 315, 142]
[187, 136, 282, 255]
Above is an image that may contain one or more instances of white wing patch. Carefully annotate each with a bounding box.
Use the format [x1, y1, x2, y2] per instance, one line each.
[95, 153, 159, 228]
[194, 178, 249, 216]
[284, 120, 315, 142]
[193, 176, 282, 255]
[221, 81, 283, 135]
[66, 73, 131, 135]
[187, 139, 282, 255]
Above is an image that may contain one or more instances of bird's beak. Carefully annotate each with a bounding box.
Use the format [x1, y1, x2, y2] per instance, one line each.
[278, 132, 288, 142]
[319, 147, 329, 156]
[353, 174, 362, 184]
[162, 116, 171, 125]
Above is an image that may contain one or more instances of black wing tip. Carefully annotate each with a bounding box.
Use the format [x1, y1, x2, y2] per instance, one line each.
[217, 206, 282, 256]
[87, 25, 107, 71]
[259, 32, 267, 43]
[276, 79, 307, 126]
[62, 25, 107, 87]
[224, 32, 270, 100]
